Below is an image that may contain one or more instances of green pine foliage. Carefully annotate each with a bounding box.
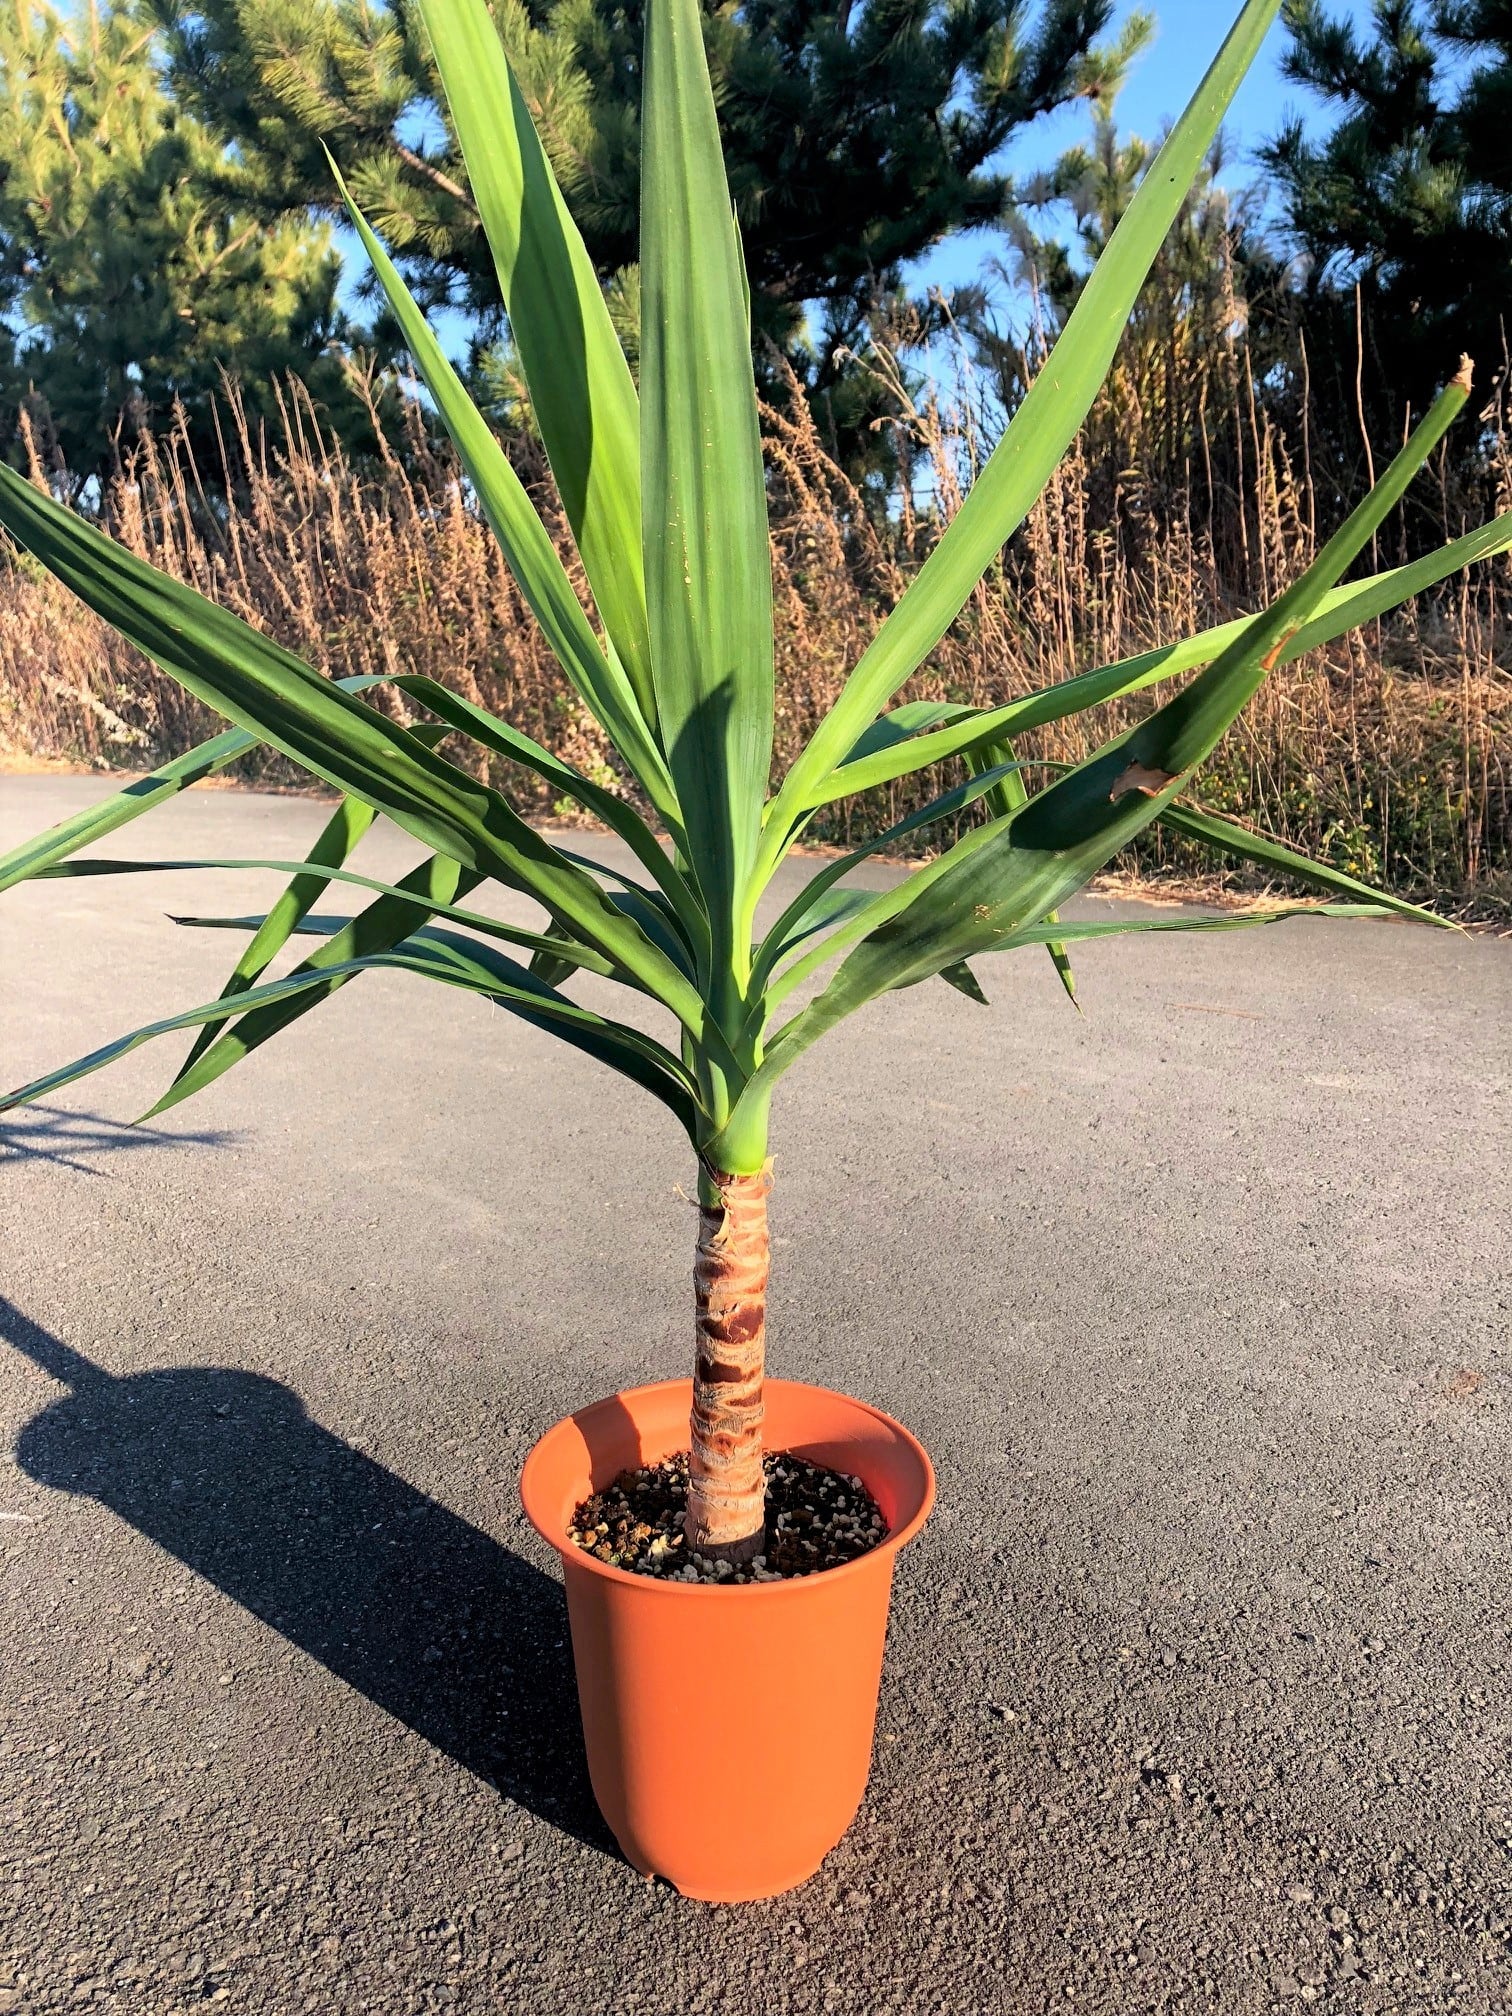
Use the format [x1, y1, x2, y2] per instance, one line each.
[0, 1, 372, 486]
[1264, 0, 1512, 452]
[143, 0, 1130, 378]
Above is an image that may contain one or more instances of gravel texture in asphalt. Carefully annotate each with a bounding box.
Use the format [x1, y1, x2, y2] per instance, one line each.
[1, 775, 1509, 2015]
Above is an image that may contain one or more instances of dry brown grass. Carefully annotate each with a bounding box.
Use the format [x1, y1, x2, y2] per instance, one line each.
[2, 358, 1508, 906]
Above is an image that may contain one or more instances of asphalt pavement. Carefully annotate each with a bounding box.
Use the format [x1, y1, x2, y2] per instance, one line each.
[2, 774, 1509, 2015]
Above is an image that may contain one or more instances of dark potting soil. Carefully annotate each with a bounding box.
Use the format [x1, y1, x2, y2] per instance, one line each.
[567, 1451, 888, 1584]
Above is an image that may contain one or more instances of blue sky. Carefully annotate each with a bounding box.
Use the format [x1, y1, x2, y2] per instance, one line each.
[907, 0, 1368, 300]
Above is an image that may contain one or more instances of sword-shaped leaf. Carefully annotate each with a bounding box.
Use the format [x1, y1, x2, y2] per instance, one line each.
[0, 726, 255, 892]
[877, 903, 1400, 982]
[0, 462, 714, 1044]
[37, 855, 617, 973]
[0, 672, 389, 896]
[389, 674, 706, 967]
[753, 759, 1026, 1009]
[413, 0, 653, 716]
[3, 937, 702, 1140]
[396, 926, 704, 1132]
[330, 162, 678, 823]
[760, 0, 1283, 868]
[173, 795, 377, 1080]
[1153, 802, 1449, 922]
[143, 853, 484, 1117]
[707, 365, 1473, 1157]
[938, 960, 991, 1005]
[965, 741, 1076, 1008]
[930, 902, 1396, 956]
[640, 0, 773, 963]
[804, 509, 1512, 810]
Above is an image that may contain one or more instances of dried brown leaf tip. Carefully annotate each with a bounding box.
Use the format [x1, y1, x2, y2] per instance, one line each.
[1109, 761, 1178, 802]
[1452, 353, 1474, 394]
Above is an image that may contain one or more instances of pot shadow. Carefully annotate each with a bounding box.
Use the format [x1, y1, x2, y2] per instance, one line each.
[1, 1296, 611, 1854]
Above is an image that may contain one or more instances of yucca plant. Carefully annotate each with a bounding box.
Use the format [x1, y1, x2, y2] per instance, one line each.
[2, 0, 1507, 1565]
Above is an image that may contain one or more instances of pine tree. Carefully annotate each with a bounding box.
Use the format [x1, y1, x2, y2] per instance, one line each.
[0, 0, 369, 487]
[1262, 0, 1512, 456]
[143, 0, 1126, 375]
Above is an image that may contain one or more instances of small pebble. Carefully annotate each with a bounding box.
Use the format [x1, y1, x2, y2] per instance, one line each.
[567, 1451, 889, 1585]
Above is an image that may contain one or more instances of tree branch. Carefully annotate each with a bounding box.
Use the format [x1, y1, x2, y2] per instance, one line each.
[390, 140, 474, 213]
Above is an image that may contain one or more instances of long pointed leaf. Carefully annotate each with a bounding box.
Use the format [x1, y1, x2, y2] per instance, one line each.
[713, 368, 1474, 1149]
[3, 961, 420, 1113]
[143, 853, 484, 1116]
[330, 159, 677, 820]
[752, 759, 1027, 1007]
[390, 926, 703, 1130]
[174, 795, 376, 1080]
[1153, 803, 1448, 922]
[36, 854, 618, 973]
[965, 741, 1076, 1007]
[0, 726, 255, 893]
[415, 0, 652, 713]
[641, 0, 773, 972]
[0, 463, 717, 1045]
[879, 903, 1399, 982]
[941, 902, 1397, 957]
[3, 940, 700, 1140]
[805, 509, 1512, 810]
[389, 674, 706, 964]
[759, 0, 1283, 868]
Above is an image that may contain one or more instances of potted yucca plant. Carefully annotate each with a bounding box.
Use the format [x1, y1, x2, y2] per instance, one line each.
[2, 0, 1507, 1902]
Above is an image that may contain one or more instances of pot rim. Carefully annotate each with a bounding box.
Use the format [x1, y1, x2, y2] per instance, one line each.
[519, 1375, 935, 1599]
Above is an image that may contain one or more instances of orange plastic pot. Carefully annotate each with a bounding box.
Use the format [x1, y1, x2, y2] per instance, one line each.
[519, 1377, 934, 1902]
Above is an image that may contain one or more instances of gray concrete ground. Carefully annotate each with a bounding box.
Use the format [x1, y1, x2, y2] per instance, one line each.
[1, 773, 1509, 2016]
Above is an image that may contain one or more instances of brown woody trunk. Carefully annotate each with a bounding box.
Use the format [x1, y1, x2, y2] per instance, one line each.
[684, 1163, 770, 1561]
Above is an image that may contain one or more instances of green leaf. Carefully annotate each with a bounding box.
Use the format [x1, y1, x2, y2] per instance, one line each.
[393, 926, 704, 1132]
[937, 959, 989, 1005]
[707, 901, 1398, 1164]
[807, 508, 1512, 808]
[3, 936, 701, 1142]
[720, 366, 1475, 1130]
[173, 794, 376, 1081]
[836, 700, 963, 769]
[171, 914, 348, 934]
[958, 903, 1396, 954]
[329, 160, 678, 824]
[143, 852, 485, 1116]
[752, 758, 1026, 1007]
[389, 674, 706, 966]
[1153, 802, 1451, 925]
[2, 961, 389, 1115]
[760, 885, 881, 973]
[337, 177, 663, 796]
[0, 725, 254, 893]
[414, 0, 652, 716]
[0, 462, 716, 1045]
[760, 0, 1283, 861]
[640, 0, 773, 968]
[36, 855, 618, 973]
[965, 740, 1076, 1007]
[549, 847, 697, 974]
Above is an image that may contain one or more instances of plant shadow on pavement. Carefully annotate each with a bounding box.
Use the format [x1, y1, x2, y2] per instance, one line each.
[0, 1106, 239, 1175]
[1, 1296, 611, 1854]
